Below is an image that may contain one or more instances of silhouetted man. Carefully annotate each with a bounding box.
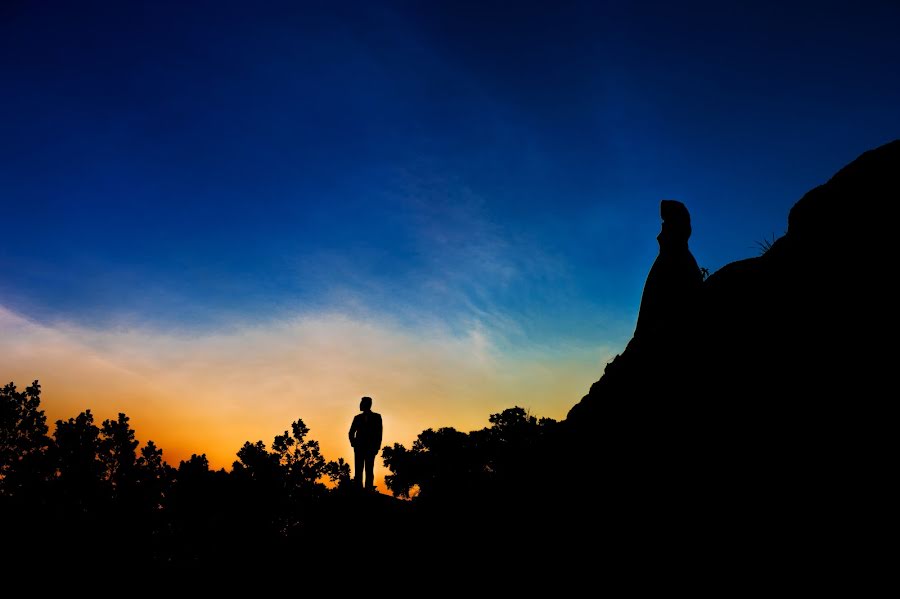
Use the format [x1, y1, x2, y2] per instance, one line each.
[348, 396, 382, 491]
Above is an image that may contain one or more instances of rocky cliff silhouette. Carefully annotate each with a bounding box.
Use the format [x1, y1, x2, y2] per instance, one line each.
[562, 140, 898, 552]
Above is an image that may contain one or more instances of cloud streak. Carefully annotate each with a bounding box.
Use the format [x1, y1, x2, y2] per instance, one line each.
[0, 169, 630, 489]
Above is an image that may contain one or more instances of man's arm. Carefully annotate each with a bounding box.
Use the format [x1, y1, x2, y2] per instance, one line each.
[374, 414, 383, 455]
[348, 416, 357, 447]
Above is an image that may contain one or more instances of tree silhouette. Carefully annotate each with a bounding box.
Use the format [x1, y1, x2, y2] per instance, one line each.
[323, 457, 351, 488]
[274, 419, 335, 491]
[99, 413, 139, 500]
[234, 440, 278, 482]
[382, 407, 557, 500]
[53, 409, 104, 505]
[137, 440, 166, 478]
[229, 418, 354, 542]
[134, 439, 171, 526]
[0, 380, 52, 498]
[234, 419, 352, 492]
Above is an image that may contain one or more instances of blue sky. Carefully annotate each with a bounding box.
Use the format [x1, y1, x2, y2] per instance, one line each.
[3, 1, 899, 339]
[1, 2, 899, 468]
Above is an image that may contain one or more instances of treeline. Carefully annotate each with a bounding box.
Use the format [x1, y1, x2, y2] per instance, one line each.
[1, 380, 352, 565]
[2, 379, 563, 566]
[382, 407, 559, 501]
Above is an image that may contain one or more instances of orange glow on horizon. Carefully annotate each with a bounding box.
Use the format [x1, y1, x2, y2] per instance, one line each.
[1, 304, 620, 489]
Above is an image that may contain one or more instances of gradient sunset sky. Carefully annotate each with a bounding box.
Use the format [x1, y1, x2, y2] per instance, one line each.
[2, 1, 899, 480]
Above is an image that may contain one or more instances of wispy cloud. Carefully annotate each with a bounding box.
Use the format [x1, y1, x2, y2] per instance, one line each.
[285, 169, 590, 347]
[0, 170, 631, 489]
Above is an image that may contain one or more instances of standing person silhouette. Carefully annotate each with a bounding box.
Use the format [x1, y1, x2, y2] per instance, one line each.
[348, 396, 382, 491]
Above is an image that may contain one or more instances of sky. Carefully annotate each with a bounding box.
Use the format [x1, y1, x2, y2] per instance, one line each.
[2, 1, 899, 480]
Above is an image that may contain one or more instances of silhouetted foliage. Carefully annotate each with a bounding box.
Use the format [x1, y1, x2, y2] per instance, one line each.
[2, 378, 561, 566]
[382, 407, 557, 500]
[1, 380, 366, 566]
[99, 413, 139, 494]
[134, 439, 170, 513]
[0, 380, 52, 497]
[754, 232, 780, 255]
[54, 409, 104, 502]
[323, 456, 351, 487]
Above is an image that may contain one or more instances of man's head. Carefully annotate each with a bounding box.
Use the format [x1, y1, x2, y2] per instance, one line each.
[360, 396, 373, 412]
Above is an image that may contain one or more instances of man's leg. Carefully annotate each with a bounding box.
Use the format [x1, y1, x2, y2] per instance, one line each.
[354, 449, 364, 488]
[365, 452, 376, 490]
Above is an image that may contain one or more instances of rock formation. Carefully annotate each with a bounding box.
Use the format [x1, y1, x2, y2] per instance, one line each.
[632, 199, 702, 346]
[562, 140, 899, 550]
